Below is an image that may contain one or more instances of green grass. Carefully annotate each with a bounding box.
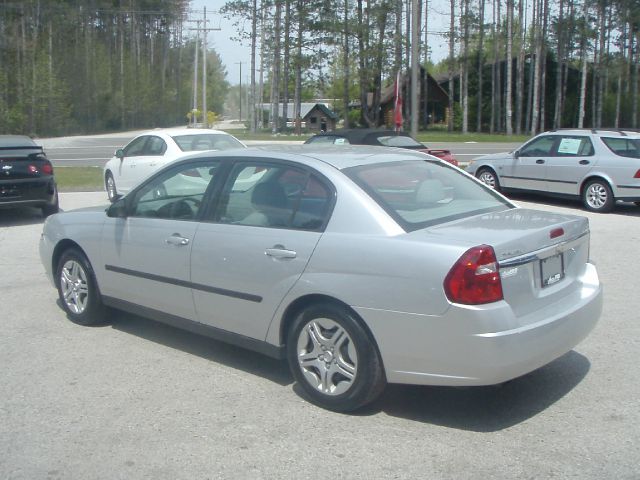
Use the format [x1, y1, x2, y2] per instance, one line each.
[55, 166, 103, 192]
[228, 129, 530, 143]
[415, 132, 531, 143]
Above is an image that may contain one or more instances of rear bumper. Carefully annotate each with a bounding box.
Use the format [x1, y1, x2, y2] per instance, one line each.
[0, 177, 57, 209]
[356, 263, 602, 386]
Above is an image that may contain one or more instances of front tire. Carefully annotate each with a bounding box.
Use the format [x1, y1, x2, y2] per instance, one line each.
[287, 303, 385, 412]
[582, 179, 614, 213]
[476, 167, 500, 191]
[105, 172, 117, 202]
[56, 249, 107, 325]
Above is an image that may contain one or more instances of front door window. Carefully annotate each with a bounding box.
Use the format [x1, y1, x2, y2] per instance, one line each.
[129, 161, 220, 220]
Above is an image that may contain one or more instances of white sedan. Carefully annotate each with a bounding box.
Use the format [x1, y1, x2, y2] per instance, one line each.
[103, 128, 245, 201]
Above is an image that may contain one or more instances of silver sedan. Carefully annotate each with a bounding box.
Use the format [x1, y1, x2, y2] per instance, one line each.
[40, 146, 602, 412]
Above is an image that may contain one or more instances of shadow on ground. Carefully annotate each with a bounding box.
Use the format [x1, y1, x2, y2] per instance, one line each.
[103, 308, 589, 430]
[507, 192, 640, 217]
[108, 310, 292, 387]
[0, 206, 48, 226]
[366, 350, 590, 431]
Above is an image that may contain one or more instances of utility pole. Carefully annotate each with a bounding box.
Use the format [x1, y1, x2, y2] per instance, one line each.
[410, 0, 420, 137]
[202, 7, 208, 127]
[236, 61, 245, 122]
[189, 8, 220, 128]
[191, 20, 201, 127]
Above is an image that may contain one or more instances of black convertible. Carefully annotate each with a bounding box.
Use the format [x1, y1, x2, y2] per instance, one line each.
[305, 129, 458, 166]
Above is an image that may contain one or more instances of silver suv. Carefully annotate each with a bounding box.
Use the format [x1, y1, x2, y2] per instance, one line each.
[467, 129, 640, 212]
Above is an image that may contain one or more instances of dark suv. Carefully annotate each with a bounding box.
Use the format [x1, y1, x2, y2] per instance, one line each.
[0, 135, 59, 217]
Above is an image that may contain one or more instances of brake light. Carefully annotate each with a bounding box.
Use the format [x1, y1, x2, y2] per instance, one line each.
[634, 170, 640, 179]
[42, 162, 53, 175]
[550, 227, 564, 239]
[444, 245, 503, 305]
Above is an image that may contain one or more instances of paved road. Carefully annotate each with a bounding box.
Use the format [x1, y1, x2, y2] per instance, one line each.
[36, 132, 519, 167]
[0, 193, 638, 479]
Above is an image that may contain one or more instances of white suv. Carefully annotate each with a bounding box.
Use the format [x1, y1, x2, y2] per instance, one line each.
[467, 129, 640, 212]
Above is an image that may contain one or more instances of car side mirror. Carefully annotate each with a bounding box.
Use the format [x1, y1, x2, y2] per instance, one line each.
[116, 148, 124, 159]
[513, 150, 520, 159]
[107, 198, 128, 218]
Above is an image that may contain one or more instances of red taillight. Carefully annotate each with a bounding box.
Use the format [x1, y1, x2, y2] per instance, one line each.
[444, 245, 503, 305]
[550, 228, 564, 239]
[42, 162, 53, 175]
[634, 169, 640, 179]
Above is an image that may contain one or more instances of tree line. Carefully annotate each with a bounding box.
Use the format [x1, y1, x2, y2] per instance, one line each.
[1, 1, 638, 137]
[224, 0, 639, 134]
[0, 0, 228, 137]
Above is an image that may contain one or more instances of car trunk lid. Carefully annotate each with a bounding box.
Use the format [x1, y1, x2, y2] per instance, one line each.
[418, 208, 591, 317]
[0, 148, 51, 180]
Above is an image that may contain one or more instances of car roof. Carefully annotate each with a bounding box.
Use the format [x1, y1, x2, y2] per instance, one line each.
[0, 135, 38, 148]
[543, 128, 640, 139]
[309, 129, 412, 143]
[140, 128, 232, 138]
[179, 144, 432, 170]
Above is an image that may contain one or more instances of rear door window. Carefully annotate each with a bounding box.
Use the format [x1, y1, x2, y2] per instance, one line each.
[144, 136, 167, 156]
[215, 163, 333, 231]
[555, 136, 594, 156]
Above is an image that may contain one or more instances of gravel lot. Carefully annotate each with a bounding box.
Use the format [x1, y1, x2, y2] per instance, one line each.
[1, 192, 638, 480]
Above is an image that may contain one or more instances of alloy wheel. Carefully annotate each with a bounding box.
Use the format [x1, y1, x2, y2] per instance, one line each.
[586, 183, 608, 210]
[478, 169, 498, 189]
[60, 259, 89, 314]
[106, 174, 116, 201]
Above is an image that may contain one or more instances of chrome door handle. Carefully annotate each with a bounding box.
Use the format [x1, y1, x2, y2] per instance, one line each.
[166, 233, 190, 246]
[265, 244, 297, 259]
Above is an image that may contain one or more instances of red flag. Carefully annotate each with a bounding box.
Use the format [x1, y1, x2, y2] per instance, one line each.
[394, 71, 403, 131]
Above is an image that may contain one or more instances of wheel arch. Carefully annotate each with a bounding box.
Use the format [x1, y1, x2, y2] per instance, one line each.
[278, 294, 384, 365]
[475, 164, 499, 177]
[580, 174, 616, 196]
[51, 240, 90, 288]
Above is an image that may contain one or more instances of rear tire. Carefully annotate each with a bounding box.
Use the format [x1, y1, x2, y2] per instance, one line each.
[56, 249, 107, 325]
[476, 167, 500, 191]
[287, 303, 386, 412]
[42, 190, 59, 217]
[582, 179, 614, 213]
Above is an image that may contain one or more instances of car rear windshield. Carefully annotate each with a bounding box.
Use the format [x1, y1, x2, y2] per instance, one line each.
[601, 137, 640, 158]
[0, 136, 37, 148]
[345, 160, 513, 231]
[375, 135, 423, 148]
[172, 134, 244, 152]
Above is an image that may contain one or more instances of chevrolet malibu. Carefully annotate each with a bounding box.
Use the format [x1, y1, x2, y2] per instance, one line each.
[40, 146, 602, 412]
